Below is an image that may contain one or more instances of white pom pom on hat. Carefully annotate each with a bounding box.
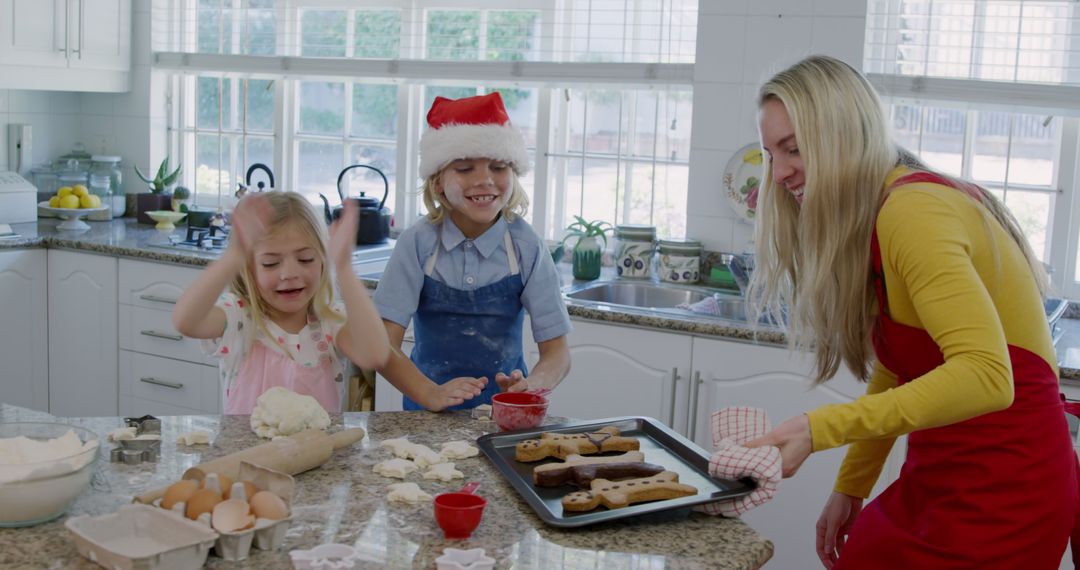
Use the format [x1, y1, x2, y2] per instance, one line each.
[418, 92, 531, 180]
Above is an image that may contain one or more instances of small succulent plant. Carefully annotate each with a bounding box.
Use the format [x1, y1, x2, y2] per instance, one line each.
[172, 186, 191, 200]
[562, 216, 613, 251]
[135, 157, 182, 194]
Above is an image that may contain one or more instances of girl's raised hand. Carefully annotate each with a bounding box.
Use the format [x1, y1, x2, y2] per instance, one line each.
[328, 199, 359, 270]
[229, 193, 273, 256]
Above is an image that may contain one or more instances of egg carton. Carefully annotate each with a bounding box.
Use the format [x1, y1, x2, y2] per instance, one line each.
[66, 504, 218, 570]
[150, 461, 295, 561]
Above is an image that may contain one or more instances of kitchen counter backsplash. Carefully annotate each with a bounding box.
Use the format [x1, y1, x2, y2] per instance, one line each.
[8, 217, 1080, 382]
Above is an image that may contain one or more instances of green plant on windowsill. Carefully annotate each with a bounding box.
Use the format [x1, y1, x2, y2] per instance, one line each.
[562, 216, 612, 281]
[134, 157, 182, 195]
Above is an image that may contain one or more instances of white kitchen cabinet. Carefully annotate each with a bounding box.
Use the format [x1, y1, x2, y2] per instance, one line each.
[118, 259, 221, 416]
[374, 328, 413, 412]
[545, 318, 690, 425]
[0, 0, 131, 91]
[48, 249, 117, 416]
[0, 249, 48, 412]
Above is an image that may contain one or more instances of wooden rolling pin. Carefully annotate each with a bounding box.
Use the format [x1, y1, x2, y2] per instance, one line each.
[134, 427, 364, 505]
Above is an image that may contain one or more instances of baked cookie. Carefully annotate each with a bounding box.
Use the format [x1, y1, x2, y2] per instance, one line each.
[561, 471, 697, 512]
[533, 451, 664, 487]
[515, 426, 640, 462]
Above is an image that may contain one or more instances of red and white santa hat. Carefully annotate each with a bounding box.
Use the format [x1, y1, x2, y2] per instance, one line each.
[419, 92, 530, 180]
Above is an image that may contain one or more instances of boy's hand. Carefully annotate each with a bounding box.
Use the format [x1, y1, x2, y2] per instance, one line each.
[328, 199, 358, 271]
[495, 370, 527, 392]
[426, 376, 487, 411]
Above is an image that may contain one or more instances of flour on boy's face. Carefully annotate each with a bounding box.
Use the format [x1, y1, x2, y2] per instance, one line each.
[439, 158, 513, 234]
[252, 224, 323, 323]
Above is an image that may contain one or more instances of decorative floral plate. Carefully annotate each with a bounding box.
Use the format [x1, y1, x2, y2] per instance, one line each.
[722, 143, 764, 223]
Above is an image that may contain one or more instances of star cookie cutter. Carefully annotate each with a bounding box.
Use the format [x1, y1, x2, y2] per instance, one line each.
[435, 548, 496, 570]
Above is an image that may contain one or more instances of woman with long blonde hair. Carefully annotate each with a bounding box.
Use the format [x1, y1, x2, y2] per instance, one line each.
[745, 55, 1078, 569]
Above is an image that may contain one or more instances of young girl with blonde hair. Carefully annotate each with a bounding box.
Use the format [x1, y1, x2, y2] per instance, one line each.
[744, 55, 1078, 569]
[173, 191, 389, 414]
[374, 92, 571, 411]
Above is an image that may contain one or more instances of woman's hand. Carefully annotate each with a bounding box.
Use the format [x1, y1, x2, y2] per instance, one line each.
[495, 370, 527, 392]
[228, 193, 273, 257]
[426, 376, 487, 411]
[328, 199, 358, 272]
[816, 491, 863, 569]
[745, 414, 813, 477]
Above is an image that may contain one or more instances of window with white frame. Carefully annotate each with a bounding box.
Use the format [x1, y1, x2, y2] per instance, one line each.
[162, 0, 696, 241]
[864, 0, 1080, 296]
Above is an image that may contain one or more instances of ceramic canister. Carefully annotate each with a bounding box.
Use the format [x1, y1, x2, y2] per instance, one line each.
[614, 225, 656, 279]
[658, 238, 702, 284]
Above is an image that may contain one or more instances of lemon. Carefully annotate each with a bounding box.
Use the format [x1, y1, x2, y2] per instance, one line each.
[59, 194, 80, 209]
[89, 195, 101, 208]
[48, 196, 60, 208]
[79, 194, 95, 209]
[57, 186, 73, 198]
[73, 185, 89, 198]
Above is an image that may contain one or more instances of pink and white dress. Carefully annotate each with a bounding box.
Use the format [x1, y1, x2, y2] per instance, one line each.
[202, 292, 347, 415]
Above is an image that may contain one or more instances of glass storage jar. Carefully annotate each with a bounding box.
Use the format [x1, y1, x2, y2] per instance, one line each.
[29, 165, 57, 203]
[658, 238, 702, 284]
[87, 174, 112, 220]
[90, 155, 124, 217]
[614, 224, 656, 279]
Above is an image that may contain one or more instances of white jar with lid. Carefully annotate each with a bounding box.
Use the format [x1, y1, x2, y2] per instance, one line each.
[658, 238, 702, 284]
[614, 225, 656, 279]
[90, 155, 124, 217]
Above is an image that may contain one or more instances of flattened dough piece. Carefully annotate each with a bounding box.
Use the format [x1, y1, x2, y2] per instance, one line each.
[373, 457, 418, 479]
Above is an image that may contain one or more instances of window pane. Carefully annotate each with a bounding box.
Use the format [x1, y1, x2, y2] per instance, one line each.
[1009, 114, 1058, 187]
[301, 10, 347, 57]
[564, 159, 618, 227]
[355, 10, 401, 59]
[919, 107, 965, 176]
[246, 79, 274, 133]
[487, 11, 539, 61]
[892, 105, 923, 156]
[197, 3, 233, 54]
[197, 77, 221, 130]
[568, 90, 622, 155]
[245, 137, 273, 177]
[351, 84, 398, 140]
[972, 111, 1011, 185]
[243, 4, 276, 55]
[345, 145, 396, 213]
[195, 133, 234, 200]
[297, 141, 343, 202]
[427, 10, 479, 60]
[658, 90, 693, 162]
[299, 82, 345, 135]
[493, 87, 537, 149]
[652, 162, 689, 238]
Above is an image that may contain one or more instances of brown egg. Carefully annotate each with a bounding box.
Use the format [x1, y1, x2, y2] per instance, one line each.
[249, 490, 289, 520]
[161, 479, 198, 511]
[185, 488, 223, 520]
[229, 480, 260, 502]
[211, 498, 255, 532]
[200, 473, 234, 498]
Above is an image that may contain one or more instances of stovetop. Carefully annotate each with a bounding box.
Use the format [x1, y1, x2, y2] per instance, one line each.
[150, 224, 230, 254]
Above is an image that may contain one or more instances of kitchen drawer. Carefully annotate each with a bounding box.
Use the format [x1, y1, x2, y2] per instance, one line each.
[119, 259, 202, 309]
[119, 350, 220, 413]
[119, 305, 216, 366]
[120, 395, 205, 417]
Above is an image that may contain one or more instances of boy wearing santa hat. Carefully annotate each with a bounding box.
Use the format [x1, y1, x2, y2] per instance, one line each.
[373, 92, 572, 411]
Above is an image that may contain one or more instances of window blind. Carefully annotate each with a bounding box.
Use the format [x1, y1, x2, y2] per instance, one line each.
[864, 0, 1080, 115]
[153, 0, 697, 82]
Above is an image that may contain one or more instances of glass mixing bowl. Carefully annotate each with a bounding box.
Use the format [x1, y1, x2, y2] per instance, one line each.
[0, 422, 100, 527]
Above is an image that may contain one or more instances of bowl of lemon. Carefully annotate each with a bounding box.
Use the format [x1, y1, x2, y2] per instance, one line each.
[39, 185, 108, 231]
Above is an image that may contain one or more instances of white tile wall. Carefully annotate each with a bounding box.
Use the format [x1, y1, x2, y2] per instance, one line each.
[686, 3, 866, 252]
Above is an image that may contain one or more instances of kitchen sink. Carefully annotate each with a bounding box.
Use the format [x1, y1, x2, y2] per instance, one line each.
[562, 279, 771, 325]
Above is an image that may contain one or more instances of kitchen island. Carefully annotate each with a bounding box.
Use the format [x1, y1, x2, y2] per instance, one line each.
[0, 403, 773, 569]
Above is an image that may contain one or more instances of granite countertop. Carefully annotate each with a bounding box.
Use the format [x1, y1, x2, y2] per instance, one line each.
[4, 218, 1077, 381]
[0, 404, 772, 569]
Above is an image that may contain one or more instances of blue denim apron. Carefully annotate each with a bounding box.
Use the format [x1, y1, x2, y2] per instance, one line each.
[404, 231, 527, 411]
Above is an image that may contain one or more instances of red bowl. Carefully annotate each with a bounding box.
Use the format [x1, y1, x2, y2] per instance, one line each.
[433, 492, 486, 539]
[491, 392, 549, 431]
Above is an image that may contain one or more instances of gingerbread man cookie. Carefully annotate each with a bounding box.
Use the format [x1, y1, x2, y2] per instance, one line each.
[533, 451, 664, 487]
[561, 471, 697, 511]
[515, 426, 640, 462]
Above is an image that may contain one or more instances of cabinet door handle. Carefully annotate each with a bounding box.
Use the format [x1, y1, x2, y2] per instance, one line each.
[667, 367, 680, 427]
[139, 294, 178, 305]
[74, 0, 83, 59]
[140, 329, 183, 341]
[687, 371, 703, 442]
[140, 377, 184, 390]
[57, 0, 69, 56]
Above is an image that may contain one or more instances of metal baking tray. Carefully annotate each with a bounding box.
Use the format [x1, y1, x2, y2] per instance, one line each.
[477, 416, 755, 527]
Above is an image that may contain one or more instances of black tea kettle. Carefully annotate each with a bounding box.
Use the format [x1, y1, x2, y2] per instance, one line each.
[235, 163, 275, 198]
[319, 164, 392, 245]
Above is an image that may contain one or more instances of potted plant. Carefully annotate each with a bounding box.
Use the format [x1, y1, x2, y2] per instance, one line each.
[171, 186, 192, 213]
[134, 157, 182, 224]
[562, 216, 612, 281]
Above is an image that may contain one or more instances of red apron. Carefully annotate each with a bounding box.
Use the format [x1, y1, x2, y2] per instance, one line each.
[835, 172, 1080, 569]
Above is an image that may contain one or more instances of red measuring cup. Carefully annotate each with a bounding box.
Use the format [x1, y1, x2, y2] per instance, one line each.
[434, 482, 486, 539]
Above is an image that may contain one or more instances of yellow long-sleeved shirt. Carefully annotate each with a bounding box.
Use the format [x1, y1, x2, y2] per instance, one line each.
[806, 166, 1057, 498]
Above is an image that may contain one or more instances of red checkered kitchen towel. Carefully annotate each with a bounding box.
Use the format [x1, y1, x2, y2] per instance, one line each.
[695, 406, 781, 517]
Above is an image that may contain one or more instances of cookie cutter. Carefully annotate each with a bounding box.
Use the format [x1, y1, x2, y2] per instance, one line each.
[124, 414, 162, 435]
[111, 415, 162, 464]
[289, 543, 377, 569]
[435, 548, 496, 570]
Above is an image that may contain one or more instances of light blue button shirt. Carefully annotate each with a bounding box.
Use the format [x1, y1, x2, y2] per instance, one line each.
[374, 215, 572, 343]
